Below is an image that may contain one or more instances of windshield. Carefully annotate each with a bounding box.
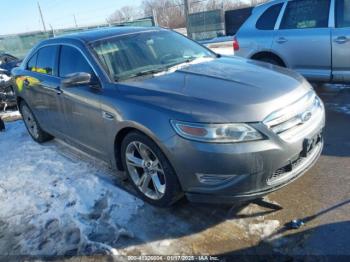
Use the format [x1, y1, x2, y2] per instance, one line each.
[91, 30, 215, 81]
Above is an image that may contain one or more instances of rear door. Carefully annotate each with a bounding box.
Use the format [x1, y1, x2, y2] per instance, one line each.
[22, 45, 65, 134]
[58, 45, 108, 160]
[272, 0, 332, 81]
[332, 0, 350, 82]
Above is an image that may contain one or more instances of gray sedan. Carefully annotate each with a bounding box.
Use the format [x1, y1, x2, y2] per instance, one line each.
[12, 27, 325, 206]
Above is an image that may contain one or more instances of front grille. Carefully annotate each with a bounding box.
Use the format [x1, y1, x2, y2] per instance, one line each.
[267, 135, 322, 185]
[263, 91, 323, 140]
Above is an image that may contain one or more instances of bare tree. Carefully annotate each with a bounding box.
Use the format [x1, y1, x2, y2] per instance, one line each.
[142, 0, 185, 28]
[108, 6, 141, 24]
[107, 0, 268, 29]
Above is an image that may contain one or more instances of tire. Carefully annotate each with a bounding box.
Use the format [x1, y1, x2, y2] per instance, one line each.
[258, 57, 283, 67]
[19, 101, 53, 143]
[121, 131, 183, 207]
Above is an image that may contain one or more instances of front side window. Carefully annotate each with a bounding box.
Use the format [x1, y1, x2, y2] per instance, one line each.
[92, 30, 215, 82]
[280, 0, 330, 29]
[256, 3, 283, 30]
[36, 46, 58, 75]
[59, 45, 94, 77]
[336, 0, 350, 28]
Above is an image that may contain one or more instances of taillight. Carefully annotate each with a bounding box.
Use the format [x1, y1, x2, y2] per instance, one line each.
[233, 37, 239, 51]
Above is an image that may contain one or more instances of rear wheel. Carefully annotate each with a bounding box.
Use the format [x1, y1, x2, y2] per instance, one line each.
[20, 101, 53, 143]
[121, 131, 183, 207]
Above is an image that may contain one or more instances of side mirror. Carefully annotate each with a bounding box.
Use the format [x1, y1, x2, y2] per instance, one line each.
[61, 72, 91, 87]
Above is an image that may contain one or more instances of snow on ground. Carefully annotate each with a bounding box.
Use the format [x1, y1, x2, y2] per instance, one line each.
[0, 110, 21, 121]
[0, 121, 282, 257]
[0, 121, 143, 256]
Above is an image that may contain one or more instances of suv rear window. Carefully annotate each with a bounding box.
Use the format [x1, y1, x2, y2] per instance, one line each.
[280, 0, 330, 29]
[256, 3, 283, 30]
[336, 0, 350, 28]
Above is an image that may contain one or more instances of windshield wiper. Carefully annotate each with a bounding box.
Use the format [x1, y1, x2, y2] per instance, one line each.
[114, 67, 168, 82]
[114, 57, 212, 82]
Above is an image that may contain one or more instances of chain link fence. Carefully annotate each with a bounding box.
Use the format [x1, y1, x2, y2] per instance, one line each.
[0, 17, 154, 59]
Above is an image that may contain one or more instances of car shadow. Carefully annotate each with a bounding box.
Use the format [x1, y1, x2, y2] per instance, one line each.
[217, 199, 350, 259]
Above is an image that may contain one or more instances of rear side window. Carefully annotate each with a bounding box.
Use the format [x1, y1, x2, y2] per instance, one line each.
[280, 0, 330, 29]
[59, 46, 94, 77]
[256, 3, 283, 30]
[36, 46, 58, 75]
[336, 0, 350, 28]
[26, 53, 37, 72]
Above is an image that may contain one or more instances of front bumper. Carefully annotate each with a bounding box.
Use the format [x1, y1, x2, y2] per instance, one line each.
[186, 139, 323, 203]
[162, 110, 325, 204]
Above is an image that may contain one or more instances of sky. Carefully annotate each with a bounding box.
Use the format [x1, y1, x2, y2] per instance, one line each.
[0, 0, 143, 35]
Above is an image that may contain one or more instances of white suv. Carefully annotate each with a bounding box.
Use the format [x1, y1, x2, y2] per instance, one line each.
[234, 0, 350, 83]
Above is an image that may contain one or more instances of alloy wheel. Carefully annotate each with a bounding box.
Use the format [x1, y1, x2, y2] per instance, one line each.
[125, 141, 166, 200]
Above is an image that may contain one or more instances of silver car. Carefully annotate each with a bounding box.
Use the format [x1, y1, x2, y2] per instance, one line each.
[234, 0, 350, 83]
[12, 27, 325, 207]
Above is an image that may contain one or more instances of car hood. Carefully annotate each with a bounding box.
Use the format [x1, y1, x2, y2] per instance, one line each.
[118, 57, 312, 122]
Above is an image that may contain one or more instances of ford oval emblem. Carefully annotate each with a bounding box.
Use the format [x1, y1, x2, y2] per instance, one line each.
[300, 111, 312, 123]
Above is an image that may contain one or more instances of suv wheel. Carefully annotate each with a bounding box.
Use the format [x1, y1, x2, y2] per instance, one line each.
[20, 101, 53, 143]
[121, 131, 183, 207]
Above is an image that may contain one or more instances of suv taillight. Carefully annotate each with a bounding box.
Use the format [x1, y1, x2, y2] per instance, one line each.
[233, 37, 239, 51]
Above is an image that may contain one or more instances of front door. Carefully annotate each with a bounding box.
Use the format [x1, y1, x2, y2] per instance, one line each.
[58, 45, 108, 161]
[332, 0, 350, 82]
[272, 0, 332, 81]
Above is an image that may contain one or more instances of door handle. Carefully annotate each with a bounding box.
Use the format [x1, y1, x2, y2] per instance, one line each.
[102, 111, 114, 120]
[276, 37, 288, 44]
[334, 36, 349, 44]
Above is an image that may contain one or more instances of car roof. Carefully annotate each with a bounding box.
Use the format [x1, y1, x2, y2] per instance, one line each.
[50, 26, 163, 44]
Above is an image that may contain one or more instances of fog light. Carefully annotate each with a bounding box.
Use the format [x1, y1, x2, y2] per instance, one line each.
[196, 173, 237, 185]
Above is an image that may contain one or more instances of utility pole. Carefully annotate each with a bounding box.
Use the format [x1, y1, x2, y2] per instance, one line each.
[37, 2, 47, 32]
[49, 24, 55, 37]
[73, 14, 78, 28]
[184, 0, 191, 38]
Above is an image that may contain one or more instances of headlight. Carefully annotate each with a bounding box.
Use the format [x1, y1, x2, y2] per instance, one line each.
[170, 120, 263, 143]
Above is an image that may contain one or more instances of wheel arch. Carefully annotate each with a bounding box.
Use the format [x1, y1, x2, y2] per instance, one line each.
[113, 124, 174, 172]
[16, 96, 24, 107]
[250, 51, 287, 67]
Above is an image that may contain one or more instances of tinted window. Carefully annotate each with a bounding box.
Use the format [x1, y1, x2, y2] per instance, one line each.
[26, 53, 37, 71]
[59, 46, 94, 77]
[36, 46, 58, 75]
[256, 3, 283, 30]
[280, 0, 330, 29]
[336, 0, 350, 28]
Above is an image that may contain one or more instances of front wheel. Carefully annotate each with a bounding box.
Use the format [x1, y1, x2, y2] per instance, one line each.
[121, 131, 183, 207]
[20, 101, 53, 143]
